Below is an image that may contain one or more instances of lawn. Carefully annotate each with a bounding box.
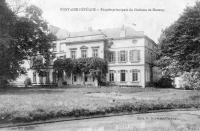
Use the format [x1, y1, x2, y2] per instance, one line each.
[0, 86, 200, 124]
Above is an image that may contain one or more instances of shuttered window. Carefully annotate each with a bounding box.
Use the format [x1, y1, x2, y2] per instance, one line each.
[81, 50, 87, 58]
[120, 70, 126, 82]
[92, 48, 98, 57]
[129, 50, 140, 62]
[131, 70, 140, 82]
[118, 50, 128, 62]
[71, 50, 76, 59]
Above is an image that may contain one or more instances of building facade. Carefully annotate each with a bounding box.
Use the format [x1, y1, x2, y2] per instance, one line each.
[27, 26, 160, 88]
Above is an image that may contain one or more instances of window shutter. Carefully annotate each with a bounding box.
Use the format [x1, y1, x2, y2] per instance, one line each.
[133, 51, 137, 62]
[113, 51, 116, 63]
[118, 51, 120, 62]
[125, 51, 128, 62]
[137, 50, 140, 61]
[129, 50, 133, 62]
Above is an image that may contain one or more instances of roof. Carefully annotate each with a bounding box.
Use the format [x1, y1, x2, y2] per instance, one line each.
[65, 26, 145, 39]
[49, 25, 155, 43]
[101, 27, 144, 38]
[48, 25, 69, 40]
[68, 30, 103, 38]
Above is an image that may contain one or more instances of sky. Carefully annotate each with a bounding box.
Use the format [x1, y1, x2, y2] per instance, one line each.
[15, 0, 199, 42]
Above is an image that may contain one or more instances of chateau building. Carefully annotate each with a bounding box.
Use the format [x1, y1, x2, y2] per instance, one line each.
[28, 26, 160, 88]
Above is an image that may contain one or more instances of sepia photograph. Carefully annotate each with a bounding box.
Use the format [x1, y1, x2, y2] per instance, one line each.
[0, 0, 200, 130]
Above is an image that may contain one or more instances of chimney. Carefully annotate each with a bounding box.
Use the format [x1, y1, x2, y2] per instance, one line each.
[120, 25, 126, 37]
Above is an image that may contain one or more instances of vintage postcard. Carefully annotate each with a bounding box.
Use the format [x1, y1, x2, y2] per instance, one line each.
[0, 0, 200, 130]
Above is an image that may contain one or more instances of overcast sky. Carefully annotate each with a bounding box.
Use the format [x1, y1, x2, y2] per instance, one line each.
[26, 0, 197, 42]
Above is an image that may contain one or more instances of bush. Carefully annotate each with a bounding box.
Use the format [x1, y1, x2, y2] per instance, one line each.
[24, 77, 31, 87]
[0, 79, 8, 88]
[62, 81, 67, 85]
[151, 77, 174, 88]
[181, 71, 200, 90]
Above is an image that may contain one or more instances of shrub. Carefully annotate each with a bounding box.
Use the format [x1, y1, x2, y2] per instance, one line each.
[181, 71, 200, 90]
[24, 77, 31, 87]
[62, 81, 67, 85]
[0, 79, 8, 88]
[152, 77, 174, 88]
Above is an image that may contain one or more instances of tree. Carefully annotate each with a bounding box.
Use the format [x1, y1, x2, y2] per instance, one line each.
[158, 2, 200, 77]
[0, 0, 21, 86]
[53, 57, 108, 86]
[0, 1, 56, 87]
[7, 0, 29, 15]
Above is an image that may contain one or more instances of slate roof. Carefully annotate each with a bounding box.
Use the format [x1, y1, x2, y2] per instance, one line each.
[49, 25, 145, 40]
[48, 25, 69, 40]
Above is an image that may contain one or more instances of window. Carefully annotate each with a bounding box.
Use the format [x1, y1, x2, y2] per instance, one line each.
[39, 76, 43, 84]
[129, 50, 140, 62]
[60, 43, 65, 52]
[59, 55, 66, 59]
[33, 72, 36, 83]
[53, 72, 57, 83]
[109, 71, 115, 82]
[71, 50, 76, 59]
[132, 70, 140, 82]
[92, 48, 98, 57]
[119, 50, 127, 62]
[46, 72, 50, 84]
[120, 51, 126, 62]
[73, 75, 77, 82]
[81, 50, 87, 58]
[52, 43, 56, 52]
[109, 51, 116, 63]
[120, 70, 126, 82]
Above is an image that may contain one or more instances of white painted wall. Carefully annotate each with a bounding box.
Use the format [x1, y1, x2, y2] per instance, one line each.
[65, 41, 105, 59]
[108, 65, 145, 87]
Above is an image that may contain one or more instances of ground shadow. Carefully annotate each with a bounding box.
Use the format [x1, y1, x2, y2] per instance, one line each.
[0, 87, 65, 95]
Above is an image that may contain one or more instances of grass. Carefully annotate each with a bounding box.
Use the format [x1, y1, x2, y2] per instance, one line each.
[0, 86, 199, 124]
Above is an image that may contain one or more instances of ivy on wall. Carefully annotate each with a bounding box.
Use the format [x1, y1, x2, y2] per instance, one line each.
[53, 57, 108, 85]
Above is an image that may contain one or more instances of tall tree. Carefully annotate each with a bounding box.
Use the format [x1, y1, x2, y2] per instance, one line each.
[158, 2, 200, 77]
[0, 0, 20, 86]
[0, 1, 56, 87]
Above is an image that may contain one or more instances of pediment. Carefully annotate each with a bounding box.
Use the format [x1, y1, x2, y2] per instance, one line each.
[80, 45, 88, 49]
